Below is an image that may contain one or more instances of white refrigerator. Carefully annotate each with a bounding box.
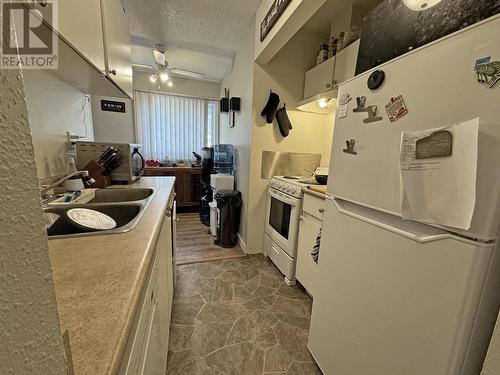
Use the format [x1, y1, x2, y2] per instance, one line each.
[308, 15, 500, 375]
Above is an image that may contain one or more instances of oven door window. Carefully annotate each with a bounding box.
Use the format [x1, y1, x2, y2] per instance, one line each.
[269, 196, 291, 239]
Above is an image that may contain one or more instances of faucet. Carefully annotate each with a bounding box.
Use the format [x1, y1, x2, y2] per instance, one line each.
[40, 170, 96, 197]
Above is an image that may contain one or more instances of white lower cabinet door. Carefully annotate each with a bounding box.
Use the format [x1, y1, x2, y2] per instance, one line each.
[296, 215, 321, 296]
[142, 302, 164, 375]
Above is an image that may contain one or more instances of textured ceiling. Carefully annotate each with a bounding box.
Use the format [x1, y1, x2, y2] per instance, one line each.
[122, 0, 261, 82]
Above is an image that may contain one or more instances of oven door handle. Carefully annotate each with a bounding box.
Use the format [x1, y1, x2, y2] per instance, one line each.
[268, 187, 299, 206]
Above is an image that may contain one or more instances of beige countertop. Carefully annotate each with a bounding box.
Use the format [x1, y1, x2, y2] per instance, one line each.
[302, 186, 327, 199]
[48, 177, 175, 375]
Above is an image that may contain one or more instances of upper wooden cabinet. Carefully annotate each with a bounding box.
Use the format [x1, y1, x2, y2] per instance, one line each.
[101, 0, 133, 98]
[30, 0, 105, 72]
[59, 0, 106, 72]
[302, 40, 360, 100]
[303, 56, 336, 100]
[332, 39, 360, 85]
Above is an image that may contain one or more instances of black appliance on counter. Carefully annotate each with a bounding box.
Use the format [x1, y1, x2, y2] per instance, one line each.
[355, 0, 500, 75]
[199, 147, 214, 226]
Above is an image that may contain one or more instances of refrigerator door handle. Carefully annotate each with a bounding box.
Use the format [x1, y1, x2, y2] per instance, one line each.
[328, 195, 455, 244]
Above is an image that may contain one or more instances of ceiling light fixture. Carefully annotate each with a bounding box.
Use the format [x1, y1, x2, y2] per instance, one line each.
[318, 98, 329, 108]
[167, 80, 174, 87]
[149, 74, 158, 83]
[403, 0, 442, 11]
[159, 70, 169, 83]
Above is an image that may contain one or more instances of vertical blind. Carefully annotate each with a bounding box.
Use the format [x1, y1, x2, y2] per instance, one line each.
[134, 91, 217, 161]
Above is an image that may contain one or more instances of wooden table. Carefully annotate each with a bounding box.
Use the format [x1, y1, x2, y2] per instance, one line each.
[144, 167, 202, 208]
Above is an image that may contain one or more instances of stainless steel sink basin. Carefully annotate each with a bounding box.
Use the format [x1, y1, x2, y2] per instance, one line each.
[88, 188, 155, 203]
[45, 188, 157, 239]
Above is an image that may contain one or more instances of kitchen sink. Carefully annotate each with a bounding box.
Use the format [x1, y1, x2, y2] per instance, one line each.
[88, 188, 155, 203]
[44, 188, 157, 239]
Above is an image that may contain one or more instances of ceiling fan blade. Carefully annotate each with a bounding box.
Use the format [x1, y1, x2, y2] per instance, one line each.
[153, 50, 166, 67]
[170, 68, 204, 79]
[131, 63, 156, 72]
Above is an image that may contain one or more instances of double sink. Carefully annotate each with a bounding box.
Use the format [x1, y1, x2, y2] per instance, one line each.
[44, 188, 156, 239]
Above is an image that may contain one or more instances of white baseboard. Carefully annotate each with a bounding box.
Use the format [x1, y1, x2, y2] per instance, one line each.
[237, 234, 248, 253]
[238, 234, 263, 255]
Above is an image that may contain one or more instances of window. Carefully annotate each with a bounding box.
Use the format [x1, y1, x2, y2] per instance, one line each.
[134, 91, 218, 161]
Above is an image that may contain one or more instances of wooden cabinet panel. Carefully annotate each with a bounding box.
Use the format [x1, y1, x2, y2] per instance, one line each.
[144, 168, 202, 208]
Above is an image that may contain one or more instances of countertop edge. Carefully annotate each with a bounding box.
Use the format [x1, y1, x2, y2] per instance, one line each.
[302, 187, 326, 199]
[109, 187, 171, 374]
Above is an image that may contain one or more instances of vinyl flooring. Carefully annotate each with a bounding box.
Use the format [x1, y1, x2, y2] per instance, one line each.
[167, 255, 322, 375]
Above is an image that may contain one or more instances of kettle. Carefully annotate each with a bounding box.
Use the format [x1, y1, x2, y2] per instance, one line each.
[131, 146, 145, 177]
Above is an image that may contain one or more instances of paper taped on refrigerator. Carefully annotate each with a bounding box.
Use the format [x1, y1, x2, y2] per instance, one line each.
[399, 118, 479, 230]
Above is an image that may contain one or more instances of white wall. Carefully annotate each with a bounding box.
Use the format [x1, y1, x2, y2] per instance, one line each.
[246, 28, 335, 254]
[255, 0, 326, 62]
[1, 68, 68, 374]
[219, 20, 256, 248]
[133, 71, 221, 100]
[91, 95, 135, 143]
[23, 70, 94, 179]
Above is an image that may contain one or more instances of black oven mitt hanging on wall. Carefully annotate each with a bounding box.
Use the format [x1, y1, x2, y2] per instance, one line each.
[261, 91, 280, 124]
[275, 105, 292, 137]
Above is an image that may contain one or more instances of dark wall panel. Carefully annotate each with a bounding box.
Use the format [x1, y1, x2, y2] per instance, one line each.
[356, 0, 500, 75]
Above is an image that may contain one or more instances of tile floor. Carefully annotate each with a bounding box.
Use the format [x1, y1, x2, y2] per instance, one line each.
[167, 255, 322, 375]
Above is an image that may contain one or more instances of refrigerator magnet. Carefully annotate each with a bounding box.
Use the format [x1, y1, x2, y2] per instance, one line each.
[339, 93, 351, 105]
[338, 94, 351, 119]
[353, 96, 367, 112]
[363, 105, 383, 123]
[475, 60, 500, 88]
[338, 104, 348, 119]
[385, 95, 408, 122]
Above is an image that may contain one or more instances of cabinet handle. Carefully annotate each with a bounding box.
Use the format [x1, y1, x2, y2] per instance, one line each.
[319, 208, 324, 213]
[110, 69, 117, 76]
[325, 83, 331, 89]
[37, 0, 48, 7]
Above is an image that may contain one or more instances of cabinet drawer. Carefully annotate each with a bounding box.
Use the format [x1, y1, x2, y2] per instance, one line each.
[264, 234, 295, 281]
[303, 193, 325, 221]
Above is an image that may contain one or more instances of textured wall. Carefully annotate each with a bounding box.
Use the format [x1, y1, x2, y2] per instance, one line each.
[0, 69, 68, 374]
[219, 20, 256, 248]
[91, 95, 135, 143]
[23, 70, 94, 179]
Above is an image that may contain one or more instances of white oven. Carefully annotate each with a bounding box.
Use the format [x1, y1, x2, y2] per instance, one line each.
[265, 186, 301, 256]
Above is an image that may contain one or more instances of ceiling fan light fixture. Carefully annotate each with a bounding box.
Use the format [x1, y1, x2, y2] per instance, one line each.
[167, 80, 174, 87]
[149, 74, 158, 83]
[153, 49, 166, 66]
[159, 71, 170, 83]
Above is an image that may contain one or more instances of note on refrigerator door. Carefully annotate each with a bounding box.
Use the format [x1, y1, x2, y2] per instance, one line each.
[399, 118, 479, 230]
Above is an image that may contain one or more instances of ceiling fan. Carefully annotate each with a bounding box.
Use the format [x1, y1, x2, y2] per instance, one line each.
[131, 45, 205, 87]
